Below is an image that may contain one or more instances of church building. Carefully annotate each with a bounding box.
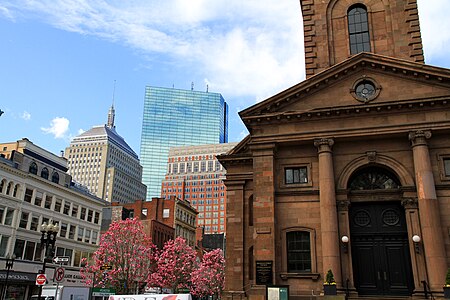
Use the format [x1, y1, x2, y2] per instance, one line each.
[219, 0, 450, 298]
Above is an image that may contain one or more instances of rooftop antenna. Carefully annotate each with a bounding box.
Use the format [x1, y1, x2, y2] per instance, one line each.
[191, 82, 194, 91]
[206, 84, 209, 93]
[107, 80, 116, 129]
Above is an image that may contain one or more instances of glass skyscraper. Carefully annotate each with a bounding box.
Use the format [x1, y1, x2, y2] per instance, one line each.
[140, 86, 228, 199]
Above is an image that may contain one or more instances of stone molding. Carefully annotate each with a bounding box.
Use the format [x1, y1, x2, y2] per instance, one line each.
[314, 138, 334, 154]
[408, 130, 432, 147]
[401, 197, 418, 209]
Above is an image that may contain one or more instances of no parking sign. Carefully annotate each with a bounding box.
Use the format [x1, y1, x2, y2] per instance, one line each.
[54, 267, 65, 282]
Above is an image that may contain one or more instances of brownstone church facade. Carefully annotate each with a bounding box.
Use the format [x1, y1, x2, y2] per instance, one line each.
[219, 0, 450, 299]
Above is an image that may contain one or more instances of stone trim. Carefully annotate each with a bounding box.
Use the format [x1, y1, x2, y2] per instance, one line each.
[405, 0, 424, 63]
[408, 130, 432, 147]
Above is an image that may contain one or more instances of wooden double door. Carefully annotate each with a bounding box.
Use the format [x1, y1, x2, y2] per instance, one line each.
[349, 202, 414, 296]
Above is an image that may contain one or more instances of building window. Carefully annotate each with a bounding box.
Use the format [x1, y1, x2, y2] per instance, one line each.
[80, 207, 86, 220]
[30, 216, 39, 231]
[41, 167, 49, 179]
[444, 158, 450, 177]
[348, 5, 371, 54]
[45, 195, 53, 209]
[4, 208, 14, 226]
[29, 162, 38, 175]
[63, 202, 70, 215]
[286, 231, 311, 272]
[51, 172, 59, 184]
[19, 212, 29, 229]
[0, 236, 9, 257]
[24, 188, 33, 202]
[54, 198, 62, 213]
[34, 191, 43, 207]
[163, 209, 170, 218]
[285, 167, 308, 184]
[348, 167, 400, 190]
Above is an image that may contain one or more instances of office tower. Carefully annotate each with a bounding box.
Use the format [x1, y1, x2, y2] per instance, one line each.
[140, 86, 228, 199]
[0, 138, 108, 292]
[65, 106, 146, 203]
[161, 142, 237, 234]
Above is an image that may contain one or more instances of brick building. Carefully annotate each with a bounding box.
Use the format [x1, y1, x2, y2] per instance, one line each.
[219, 1, 450, 299]
[161, 143, 237, 234]
[110, 196, 198, 248]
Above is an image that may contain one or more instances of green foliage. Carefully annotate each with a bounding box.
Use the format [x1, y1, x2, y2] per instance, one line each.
[325, 269, 336, 285]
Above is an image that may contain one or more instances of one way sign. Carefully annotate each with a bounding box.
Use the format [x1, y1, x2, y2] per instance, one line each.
[53, 256, 70, 264]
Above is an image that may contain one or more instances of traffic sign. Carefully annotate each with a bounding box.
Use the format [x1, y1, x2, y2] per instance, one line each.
[36, 273, 47, 286]
[54, 267, 65, 282]
[100, 264, 113, 270]
[53, 256, 70, 264]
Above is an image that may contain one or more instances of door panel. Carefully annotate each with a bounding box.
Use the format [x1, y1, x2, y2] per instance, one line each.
[350, 202, 414, 296]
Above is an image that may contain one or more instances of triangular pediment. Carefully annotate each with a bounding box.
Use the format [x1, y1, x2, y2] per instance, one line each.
[240, 53, 450, 120]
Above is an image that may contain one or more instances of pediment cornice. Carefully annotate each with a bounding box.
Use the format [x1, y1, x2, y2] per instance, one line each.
[240, 53, 450, 120]
[243, 95, 450, 126]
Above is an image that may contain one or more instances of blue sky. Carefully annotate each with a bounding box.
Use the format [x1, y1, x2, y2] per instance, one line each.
[1, 0, 450, 157]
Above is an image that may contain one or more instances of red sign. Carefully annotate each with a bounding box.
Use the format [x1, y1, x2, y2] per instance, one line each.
[36, 273, 47, 286]
[54, 267, 65, 282]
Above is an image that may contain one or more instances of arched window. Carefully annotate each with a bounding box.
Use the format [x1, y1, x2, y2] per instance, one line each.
[348, 5, 371, 54]
[51, 172, 60, 184]
[13, 184, 20, 198]
[29, 162, 38, 175]
[348, 167, 400, 190]
[0, 179, 5, 193]
[41, 168, 49, 180]
[6, 182, 13, 195]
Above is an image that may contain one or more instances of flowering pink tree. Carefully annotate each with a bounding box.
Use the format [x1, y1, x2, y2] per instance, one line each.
[147, 237, 197, 293]
[190, 249, 225, 298]
[80, 218, 157, 294]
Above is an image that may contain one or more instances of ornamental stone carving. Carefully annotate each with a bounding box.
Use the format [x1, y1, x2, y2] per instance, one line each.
[408, 130, 432, 147]
[401, 198, 418, 209]
[314, 138, 334, 153]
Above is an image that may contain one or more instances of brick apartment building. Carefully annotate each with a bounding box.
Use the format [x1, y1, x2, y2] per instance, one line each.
[110, 196, 198, 248]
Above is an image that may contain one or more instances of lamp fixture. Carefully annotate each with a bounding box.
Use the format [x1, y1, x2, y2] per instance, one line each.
[412, 234, 421, 253]
[341, 235, 349, 253]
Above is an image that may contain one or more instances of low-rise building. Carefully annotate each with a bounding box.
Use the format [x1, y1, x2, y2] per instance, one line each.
[0, 139, 109, 298]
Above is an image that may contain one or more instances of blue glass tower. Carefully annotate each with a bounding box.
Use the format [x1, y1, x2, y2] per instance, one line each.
[140, 86, 228, 199]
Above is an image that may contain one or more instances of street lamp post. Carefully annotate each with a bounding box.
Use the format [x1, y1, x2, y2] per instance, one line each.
[37, 222, 59, 300]
[2, 253, 15, 300]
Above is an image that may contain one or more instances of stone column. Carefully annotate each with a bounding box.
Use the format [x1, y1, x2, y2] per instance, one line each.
[401, 198, 426, 291]
[251, 143, 277, 286]
[337, 200, 353, 289]
[222, 179, 246, 294]
[408, 130, 447, 291]
[314, 138, 342, 286]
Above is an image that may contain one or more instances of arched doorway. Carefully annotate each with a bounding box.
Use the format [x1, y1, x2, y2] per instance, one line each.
[348, 166, 414, 296]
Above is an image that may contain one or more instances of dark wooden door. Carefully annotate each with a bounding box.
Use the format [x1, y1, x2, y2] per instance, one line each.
[349, 202, 414, 296]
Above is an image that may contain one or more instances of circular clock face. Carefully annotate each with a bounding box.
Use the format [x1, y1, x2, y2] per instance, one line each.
[355, 81, 376, 100]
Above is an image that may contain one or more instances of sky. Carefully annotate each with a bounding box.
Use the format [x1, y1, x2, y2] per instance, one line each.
[1, 0, 450, 157]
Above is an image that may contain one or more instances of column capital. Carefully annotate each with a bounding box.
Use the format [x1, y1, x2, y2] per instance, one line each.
[401, 198, 418, 209]
[408, 130, 431, 147]
[314, 138, 334, 153]
[337, 200, 351, 211]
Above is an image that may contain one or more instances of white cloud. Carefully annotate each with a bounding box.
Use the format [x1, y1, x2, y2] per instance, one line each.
[21, 111, 31, 121]
[41, 117, 70, 139]
[0, 0, 304, 102]
[2, 0, 446, 104]
[77, 129, 85, 135]
[0, 5, 14, 20]
[417, 0, 450, 62]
